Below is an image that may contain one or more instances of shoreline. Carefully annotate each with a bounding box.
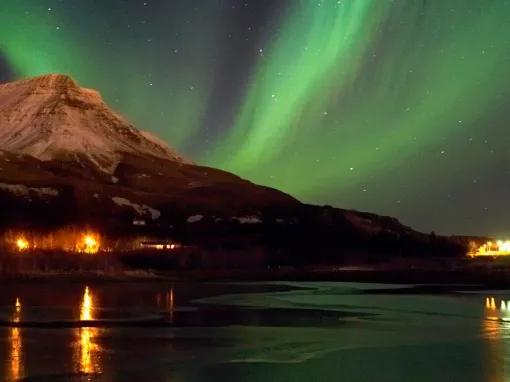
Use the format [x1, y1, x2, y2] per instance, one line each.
[2, 263, 510, 288]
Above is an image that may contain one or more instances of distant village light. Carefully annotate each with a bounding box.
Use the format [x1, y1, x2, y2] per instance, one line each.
[5, 229, 182, 254]
[84, 235, 98, 254]
[77, 234, 100, 254]
[140, 240, 179, 251]
[84, 236, 96, 248]
[469, 239, 510, 258]
[16, 237, 29, 252]
[498, 240, 510, 252]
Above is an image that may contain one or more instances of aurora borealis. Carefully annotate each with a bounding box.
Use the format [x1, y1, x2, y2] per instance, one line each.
[1, 0, 510, 236]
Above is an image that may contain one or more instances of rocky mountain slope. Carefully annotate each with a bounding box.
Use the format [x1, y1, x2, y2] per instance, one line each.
[0, 74, 185, 172]
[0, 74, 297, 224]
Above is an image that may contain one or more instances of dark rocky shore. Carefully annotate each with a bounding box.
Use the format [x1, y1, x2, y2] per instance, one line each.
[1, 256, 510, 289]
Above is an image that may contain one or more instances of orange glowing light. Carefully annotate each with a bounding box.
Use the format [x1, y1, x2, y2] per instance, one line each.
[77, 286, 100, 374]
[76, 234, 100, 254]
[80, 286, 93, 321]
[10, 297, 23, 380]
[468, 239, 510, 258]
[16, 237, 29, 251]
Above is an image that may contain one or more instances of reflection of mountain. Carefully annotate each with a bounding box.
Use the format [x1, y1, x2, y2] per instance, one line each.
[0, 75, 467, 262]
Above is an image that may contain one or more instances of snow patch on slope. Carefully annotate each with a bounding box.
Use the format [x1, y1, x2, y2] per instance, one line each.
[187, 215, 204, 223]
[234, 215, 262, 224]
[0, 183, 59, 200]
[111, 196, 160, 220]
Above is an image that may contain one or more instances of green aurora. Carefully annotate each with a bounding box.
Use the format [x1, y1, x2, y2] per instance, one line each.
[1, 0, 510, 236]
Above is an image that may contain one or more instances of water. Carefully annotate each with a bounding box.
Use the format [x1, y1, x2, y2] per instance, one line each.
[0, 281, 508, 381]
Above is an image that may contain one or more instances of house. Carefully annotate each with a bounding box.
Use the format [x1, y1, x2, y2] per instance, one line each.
[139, 240, 179, 251]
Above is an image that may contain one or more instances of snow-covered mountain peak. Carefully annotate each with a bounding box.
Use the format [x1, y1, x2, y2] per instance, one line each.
[1, 73, 75, 88]
[0, 74, 187, 173]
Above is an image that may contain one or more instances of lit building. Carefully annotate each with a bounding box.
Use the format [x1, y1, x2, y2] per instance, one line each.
[15, 237, 29, 252]
[469, 240, 510, 258]
[139, 240, 179, 251]
[75, 234, 101, 254]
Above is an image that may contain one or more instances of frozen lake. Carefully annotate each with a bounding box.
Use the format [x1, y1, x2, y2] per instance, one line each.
[0, 281, 507, 381]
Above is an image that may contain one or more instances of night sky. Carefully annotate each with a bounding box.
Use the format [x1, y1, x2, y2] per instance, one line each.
[1, 0, 510, 236]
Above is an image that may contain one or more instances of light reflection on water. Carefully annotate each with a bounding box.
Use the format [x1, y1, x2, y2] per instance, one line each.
[8, 298, 23, 381]
[3, 285, 183, 381]
[7, 284, 510, 381]
[156, 287, 175, 322]
[482, 296, 510, 382]
[75, 286, 101, 376]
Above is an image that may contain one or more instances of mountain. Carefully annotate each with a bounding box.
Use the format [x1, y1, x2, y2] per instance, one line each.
[0, 74, 466, 264]
[0, 74, 297, 223]
[0, 74, 185, 173]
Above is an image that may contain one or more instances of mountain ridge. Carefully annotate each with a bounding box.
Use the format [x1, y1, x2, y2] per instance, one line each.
[0, 74, 187, 173]
[0, 74, 298, 220]
[0, 74, 468, 263]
